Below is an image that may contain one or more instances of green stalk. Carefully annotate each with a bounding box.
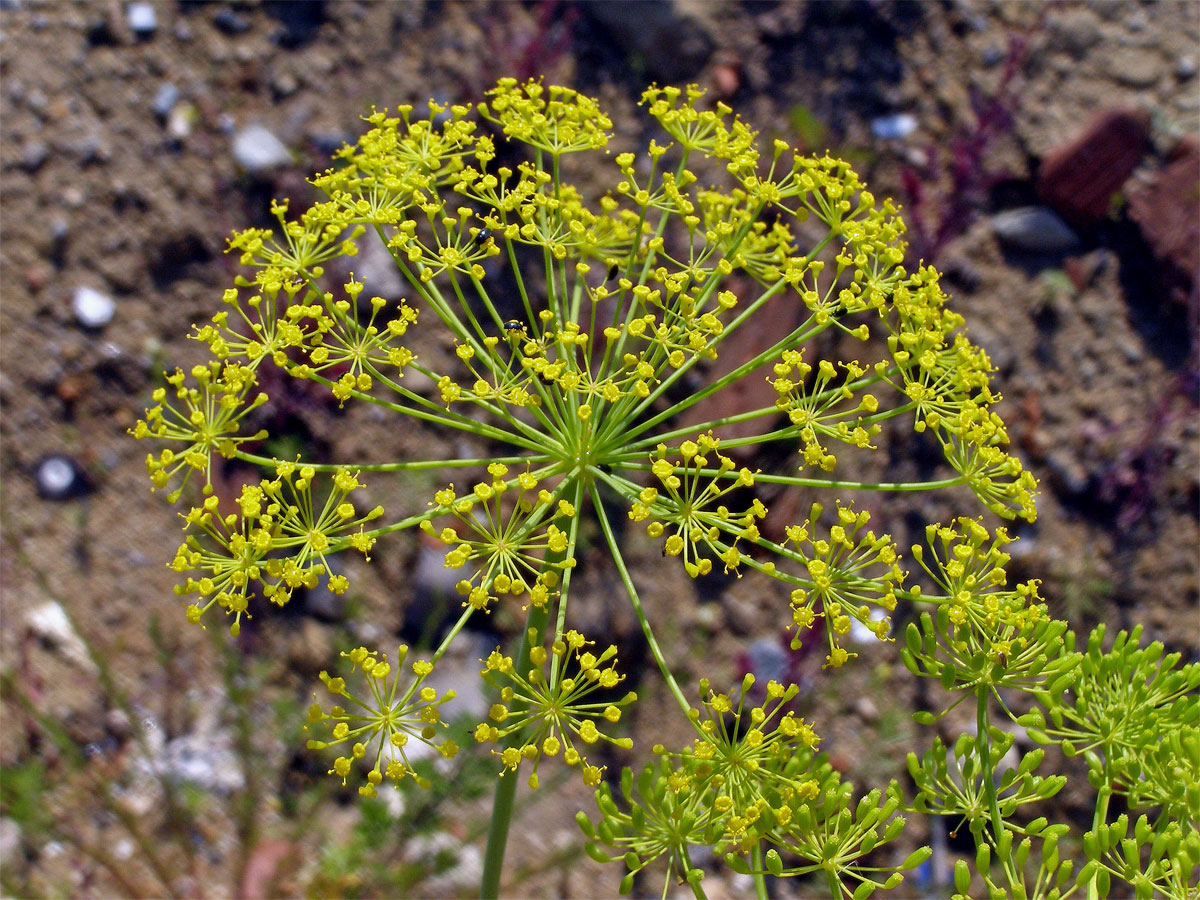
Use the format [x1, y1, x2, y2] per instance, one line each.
[976, 686, 1005, 840]
[1086, 767, 1113, 900]
[479, 589, 550, 900]
[589, 480, 695, 723]
[751, 843, 769, 900]
[479, 489, 580, 899]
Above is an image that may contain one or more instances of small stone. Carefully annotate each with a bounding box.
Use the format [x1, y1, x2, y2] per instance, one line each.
[981, 44, 1006, 67]
[27, 601, 97, 671]
[739, 637, 790, 684]
[55, 374, 87, 405]
[307, 129, 351, 156]
[72, 285, 115, 328]
[583, 2, 713, 82]
[151, 82, 179, 119]
[991, 207, 1081, 253]
[0, 819, 20, 871]
[1037, 108, 1150, 226]
[271, 71, 299, 98]
[855, 696, 879, 723]
[711, 57, 741, 99]
[213, 8, 250, 35]
[232, 124, 291, 172]
[19, 140, 48, 171]
[348, 231, 407, 300]
[1178, 55, 1197, 79]
[1123, 8, 1148, 31]
[1113, 334, 1143, 364]
[166, 103, 194, 141]
[126, 1, 156, 35]
[871, 112, 918, 140]
[848, 617, 876, 644]
[1113, 47, 1165, 88]
[23, 265, 47, 292]
[35, 454, 85, 500]
[1045, 449, 1090, 496]
[1046, 8, 1102, 58]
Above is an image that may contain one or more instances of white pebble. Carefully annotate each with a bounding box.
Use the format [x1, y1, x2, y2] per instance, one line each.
[871, 113, 918, 140]
[167, 103, 194, 141]
[232, 124, 292, 172]
[126, 1, 156, 34]
[72, 285, 115, 328]
[26, 601, 97, 672]
[36, 456, 77, 497]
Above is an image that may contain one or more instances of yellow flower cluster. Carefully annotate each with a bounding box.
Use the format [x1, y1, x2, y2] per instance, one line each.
[170, 461, 381, 634]
[420, 464, 574, 612]
[306, 644, 458, 795]
[630, 432, 763, 577]
[476, 628, 636, 788]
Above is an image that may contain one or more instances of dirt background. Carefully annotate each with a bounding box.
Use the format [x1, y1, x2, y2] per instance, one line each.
[1, 1, 1197, 898]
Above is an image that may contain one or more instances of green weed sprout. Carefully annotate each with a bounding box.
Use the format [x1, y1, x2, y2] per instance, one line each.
[132, 79, 1193, 899]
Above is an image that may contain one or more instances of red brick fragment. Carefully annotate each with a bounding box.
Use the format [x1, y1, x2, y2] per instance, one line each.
[1037, 107, 1151, 227]
[1128, 136, 1200, 293]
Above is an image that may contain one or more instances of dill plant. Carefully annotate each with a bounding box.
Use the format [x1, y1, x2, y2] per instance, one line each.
[132, 79, 1197, 899]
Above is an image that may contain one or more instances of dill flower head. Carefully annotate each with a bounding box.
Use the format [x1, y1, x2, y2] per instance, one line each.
[132, 77, 1046, 889]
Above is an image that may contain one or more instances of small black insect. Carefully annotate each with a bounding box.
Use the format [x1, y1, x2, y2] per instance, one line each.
[606, 262, 619, 282]
[473, 227, 492, 248]
[502, 319, 526, 336]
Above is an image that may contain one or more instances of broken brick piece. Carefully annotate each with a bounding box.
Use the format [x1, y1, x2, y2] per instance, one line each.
[1037, 107, 1151, 227]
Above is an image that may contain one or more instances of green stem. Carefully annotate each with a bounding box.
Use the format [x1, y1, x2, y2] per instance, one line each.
[1087, 770, 1113, 900]
[976, 686, 1005, 839]
[751, 844, 769, 900]
[481, 756, 522, 899]
[823, 865, 842, 900]
[479, 493, 579, 899]
[588, 479, 695, 722]
[479, 601, 549, 900]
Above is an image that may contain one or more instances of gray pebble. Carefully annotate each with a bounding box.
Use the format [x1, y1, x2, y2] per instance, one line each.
[20, 140, 48, 171]
[1124, 8, 1148, 31]
[1114, 334, 1143, 364]
[231, 124, 291, 172]
[0, 819, 21, 871]
[213, 7, 250, 35]
[1045, 449, 1090, 496]
[1048, 8, 1102, 58]
[1114, 47, 1164, 88]
[991, 207, 1081, 253]
[981, 44, 1006, 67]
[152, 82, 179, 118]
